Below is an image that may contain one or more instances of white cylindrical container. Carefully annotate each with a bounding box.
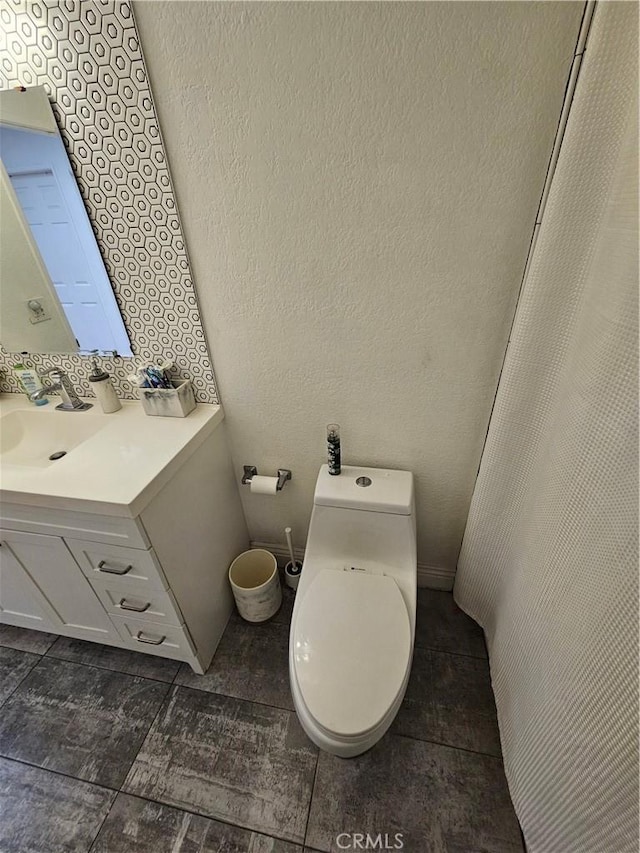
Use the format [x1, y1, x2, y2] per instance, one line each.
[284, 560, 302, 591]
[89, 358, 121, 413]
[228, 549, 281, 622]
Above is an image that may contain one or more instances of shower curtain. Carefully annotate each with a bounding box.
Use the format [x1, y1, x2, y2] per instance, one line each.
[454, 3, 638, 852]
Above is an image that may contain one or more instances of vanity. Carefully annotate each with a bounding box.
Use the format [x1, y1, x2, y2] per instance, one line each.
[0, 85, 249, 674]
[0, 395, 250, 673]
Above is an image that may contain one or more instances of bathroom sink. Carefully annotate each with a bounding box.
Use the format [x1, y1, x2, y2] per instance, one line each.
[0, 407, 108, 467]
[0, 394, 224, 515]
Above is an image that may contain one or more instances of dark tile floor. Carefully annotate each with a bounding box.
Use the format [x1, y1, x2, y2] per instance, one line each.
[0, 589, 523, 853]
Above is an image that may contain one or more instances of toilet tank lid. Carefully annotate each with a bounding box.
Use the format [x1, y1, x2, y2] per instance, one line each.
[314, 465, 414, 515]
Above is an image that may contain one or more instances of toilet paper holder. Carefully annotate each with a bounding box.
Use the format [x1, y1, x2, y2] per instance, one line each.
[242, 465, 292, 491]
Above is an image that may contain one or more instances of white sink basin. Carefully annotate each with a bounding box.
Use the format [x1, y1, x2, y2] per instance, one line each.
[0, 407, 108, 467]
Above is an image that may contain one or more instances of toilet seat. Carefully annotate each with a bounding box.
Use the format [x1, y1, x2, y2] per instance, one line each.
[292, 569, 411, 738]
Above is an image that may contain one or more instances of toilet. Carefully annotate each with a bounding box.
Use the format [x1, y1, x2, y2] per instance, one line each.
[289, 464, 417, 757]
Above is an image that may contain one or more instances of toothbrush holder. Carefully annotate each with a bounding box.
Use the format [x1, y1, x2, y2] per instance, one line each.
[139, 379, 196, 418]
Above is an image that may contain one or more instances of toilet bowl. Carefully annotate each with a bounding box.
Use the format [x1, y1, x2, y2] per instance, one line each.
[289, 464, 417, 757]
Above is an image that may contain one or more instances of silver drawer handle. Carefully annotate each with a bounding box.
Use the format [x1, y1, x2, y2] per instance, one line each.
[97, 560, 133, 576]
[135, 630, 166, 645]
[119, 598, 151, 613]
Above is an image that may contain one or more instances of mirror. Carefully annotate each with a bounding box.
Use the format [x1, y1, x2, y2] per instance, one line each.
[0, 86, 133, 356]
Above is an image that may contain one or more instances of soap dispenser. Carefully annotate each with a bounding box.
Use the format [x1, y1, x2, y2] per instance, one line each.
[88, 354, 121, 413]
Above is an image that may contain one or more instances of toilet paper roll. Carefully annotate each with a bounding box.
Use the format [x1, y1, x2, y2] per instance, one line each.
[250, 475, 279, 495]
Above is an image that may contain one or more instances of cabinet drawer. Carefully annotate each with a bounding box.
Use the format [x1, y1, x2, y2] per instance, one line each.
[112, 616, 196, 661]
[91, 580, 183, 627]
[65, 539, 168, 590]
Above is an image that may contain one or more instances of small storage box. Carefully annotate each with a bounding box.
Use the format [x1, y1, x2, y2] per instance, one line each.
[139, 380, 196, 418]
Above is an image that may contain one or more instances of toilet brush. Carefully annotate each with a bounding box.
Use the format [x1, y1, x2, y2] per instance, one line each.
[284, 526, 302, 591]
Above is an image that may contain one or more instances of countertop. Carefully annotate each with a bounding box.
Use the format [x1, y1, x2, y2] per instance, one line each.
[0, 394, 224, 517]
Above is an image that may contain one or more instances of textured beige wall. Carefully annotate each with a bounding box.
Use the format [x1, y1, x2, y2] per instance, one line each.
[133, 1, 583, 582]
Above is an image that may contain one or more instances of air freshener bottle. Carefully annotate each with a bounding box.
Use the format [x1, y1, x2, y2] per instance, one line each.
[327, 423, 341, 475]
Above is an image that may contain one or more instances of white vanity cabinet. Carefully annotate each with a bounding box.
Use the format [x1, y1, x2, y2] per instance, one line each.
[0, 406, 250, 674]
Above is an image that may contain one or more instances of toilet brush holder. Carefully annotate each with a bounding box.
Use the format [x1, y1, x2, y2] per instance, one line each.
[284, 560, 303, 591]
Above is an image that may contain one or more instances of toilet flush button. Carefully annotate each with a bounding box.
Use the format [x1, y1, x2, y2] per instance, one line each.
[355, 476, 372, 487]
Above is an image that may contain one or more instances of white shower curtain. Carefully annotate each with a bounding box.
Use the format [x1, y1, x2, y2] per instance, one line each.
[454, 3, 638, 852]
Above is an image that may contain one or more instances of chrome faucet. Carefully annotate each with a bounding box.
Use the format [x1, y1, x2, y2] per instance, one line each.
[29, 367, 92, 412]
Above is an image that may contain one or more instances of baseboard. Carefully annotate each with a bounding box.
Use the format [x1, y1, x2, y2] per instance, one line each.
[417, 563, 455, 591]
[251, 540, 455, 591]
[250, 540, 305, 567]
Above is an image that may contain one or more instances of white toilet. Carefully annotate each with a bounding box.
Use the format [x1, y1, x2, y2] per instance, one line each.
[289, 464, 417, 757]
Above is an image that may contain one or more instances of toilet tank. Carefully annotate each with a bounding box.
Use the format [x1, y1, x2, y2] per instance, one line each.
[306, 465, 416, 583]
[314, 465, 414, 515]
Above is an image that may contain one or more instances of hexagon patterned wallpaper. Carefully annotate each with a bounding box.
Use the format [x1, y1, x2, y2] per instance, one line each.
[0, 0, 219, 403]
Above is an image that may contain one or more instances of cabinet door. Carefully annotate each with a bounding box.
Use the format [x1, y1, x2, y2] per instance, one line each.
[0, 539, 60, 633]
[0, 529, 120, 643]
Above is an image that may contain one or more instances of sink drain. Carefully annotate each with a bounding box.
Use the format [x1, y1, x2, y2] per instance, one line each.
[49, 451, 67, 461]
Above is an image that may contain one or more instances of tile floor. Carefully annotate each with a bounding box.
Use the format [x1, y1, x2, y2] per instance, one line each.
[0, 589, 523, 853]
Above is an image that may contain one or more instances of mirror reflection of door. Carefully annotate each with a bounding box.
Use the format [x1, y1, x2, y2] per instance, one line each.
[0, 159, 77, 353]
[0, 86, 133, 356]
[6, 141, 113, 349]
